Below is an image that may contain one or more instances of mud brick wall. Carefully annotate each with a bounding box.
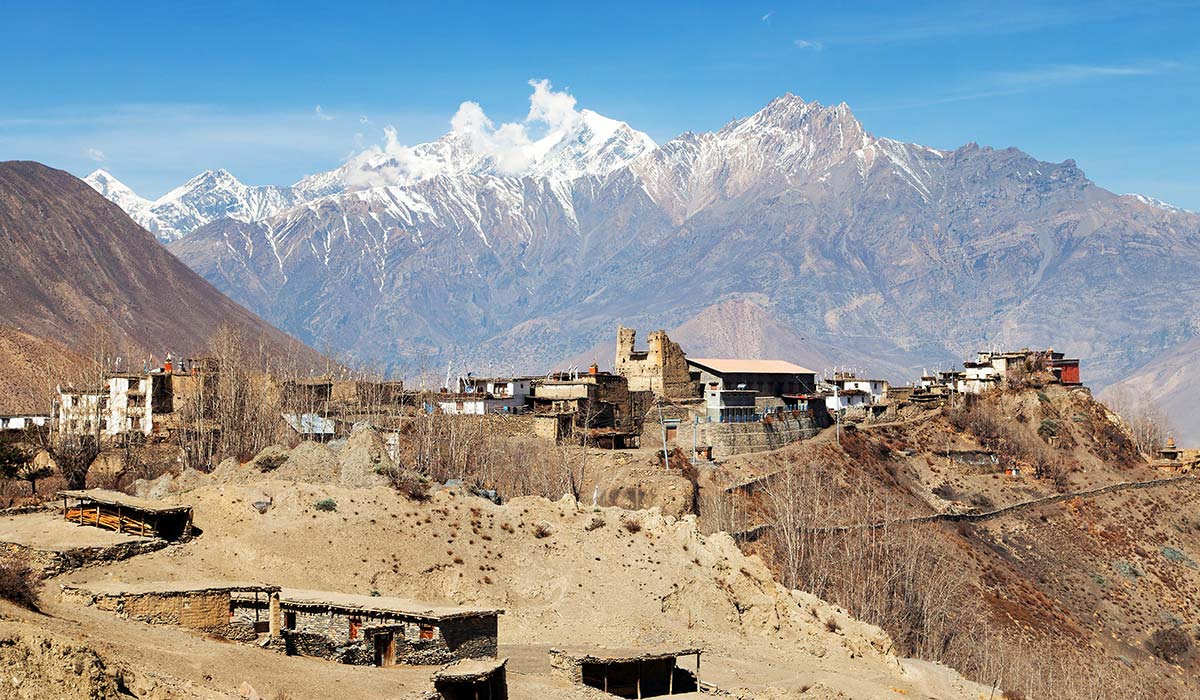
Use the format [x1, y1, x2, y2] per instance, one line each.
[110, 591, 231, 631]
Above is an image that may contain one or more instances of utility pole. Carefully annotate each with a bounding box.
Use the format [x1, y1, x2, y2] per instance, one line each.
[658, 399, 670, 469]
[692, 415, 699, 464]
[834, 383, 841, 445]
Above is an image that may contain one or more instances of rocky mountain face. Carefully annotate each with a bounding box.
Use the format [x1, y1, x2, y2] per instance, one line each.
[92, 95, 1200, 435]
[0, 161, 321, 410]
[86, 168, 300, 242]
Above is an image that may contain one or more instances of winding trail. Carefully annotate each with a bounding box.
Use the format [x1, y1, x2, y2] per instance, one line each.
[734, 473, 1196, 542]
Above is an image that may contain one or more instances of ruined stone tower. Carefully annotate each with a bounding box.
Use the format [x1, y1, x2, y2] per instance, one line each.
[614, 326, 695, 398]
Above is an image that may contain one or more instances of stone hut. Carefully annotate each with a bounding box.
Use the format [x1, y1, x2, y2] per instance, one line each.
[61, 582, 281, 642]
[549, 646, 702, 698]
[272, 589, 502, 666]
[434, 658, 508, 700]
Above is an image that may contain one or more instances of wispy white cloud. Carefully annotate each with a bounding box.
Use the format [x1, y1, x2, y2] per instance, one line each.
[0, 102, 445, 197]
[809, 2, 1186, 47]
[861, 60, 1181, 111]
[86, 147, 105, 162]
[793, 38, 823, 50]
[314, 104, 334, 121]
[991, 62, 1178, 86]
[359, 115, 370, 124]
[761, 10, 774, 22]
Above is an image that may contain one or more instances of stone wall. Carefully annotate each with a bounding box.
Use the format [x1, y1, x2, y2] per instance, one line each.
[696, 413, 821, 458]
[281, 607, 498, 666]
[1, 538, 169, 577]
[615, 327, 695, 399]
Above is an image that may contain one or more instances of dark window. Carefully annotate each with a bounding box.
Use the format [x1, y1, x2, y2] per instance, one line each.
[419, 624, 434, 640]
[284, 611, 296, 629]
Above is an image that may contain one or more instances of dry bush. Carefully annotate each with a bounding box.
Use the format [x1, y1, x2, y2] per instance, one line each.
[585, 515, 606, 531]
[533, 522, 553, 538]
[0, 557, 40, 611]
[385, 467, 431, 502]
[255, 453, 288, 472]
[622, 518, 642, 533]
[1146, 627, 1191, 664]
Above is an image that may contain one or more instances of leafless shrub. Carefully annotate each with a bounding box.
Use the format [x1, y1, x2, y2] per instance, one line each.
[0, 557, 40, 611]
[621, 518, 642, 533]
[255, 453, 288, 472]
[1146, 627, 1191, 664]
[533, 522, 552, 538]
[585, 515, 606, 531]
[824, 617, 840, 633]
[1103, 388, 1175, 458]
[385, 467, 432, 502]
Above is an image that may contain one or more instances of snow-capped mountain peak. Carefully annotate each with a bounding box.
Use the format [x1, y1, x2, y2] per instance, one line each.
[295, 107, 656, 197]
[86, 167, 299, 243]
[85, 169, 151, 212]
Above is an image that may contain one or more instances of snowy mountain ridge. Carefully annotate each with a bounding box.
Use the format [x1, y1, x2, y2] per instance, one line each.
[88, 92, 657, 242]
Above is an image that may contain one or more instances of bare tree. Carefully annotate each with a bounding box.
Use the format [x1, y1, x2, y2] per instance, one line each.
[1104, 387, 1175, 457]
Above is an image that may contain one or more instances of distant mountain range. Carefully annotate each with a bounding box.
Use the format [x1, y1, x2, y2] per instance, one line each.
[0, 161, 321, 411]
[84, 94, 1200, 439]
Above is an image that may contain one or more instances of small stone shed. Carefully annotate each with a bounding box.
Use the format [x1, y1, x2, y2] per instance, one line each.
[549, 646, 702, 698]
[270, 589, 502, 667]
[57, 489, 194, 540]
[61, 582, 280, 642]
[433, 657, 508, 700]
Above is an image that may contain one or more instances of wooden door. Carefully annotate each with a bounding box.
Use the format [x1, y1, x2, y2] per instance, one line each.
[374, 632, 395, 666]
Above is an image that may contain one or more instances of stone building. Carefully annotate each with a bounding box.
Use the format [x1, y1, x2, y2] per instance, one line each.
[614, 327, 695, 399]
[53, 357, 219, 442]
[549, 646, 703, 698]
[61, 582, 281, 642]
[531, 368, 636, 447]
[270, 589, 502, 667]
[434, 658, 509, 700]
[687, 358, 816, 398]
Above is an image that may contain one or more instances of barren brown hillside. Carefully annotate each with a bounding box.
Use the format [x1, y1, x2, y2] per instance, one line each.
[0, 161, 322, 411]
[714, 385, 1199, 698]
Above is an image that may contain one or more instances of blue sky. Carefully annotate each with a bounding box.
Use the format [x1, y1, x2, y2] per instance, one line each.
[2, 0, 1198, 207]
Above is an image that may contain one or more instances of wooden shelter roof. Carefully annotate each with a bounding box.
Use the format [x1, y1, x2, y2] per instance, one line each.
[57, 489, 192, 514]
[550, 645, 703, 664]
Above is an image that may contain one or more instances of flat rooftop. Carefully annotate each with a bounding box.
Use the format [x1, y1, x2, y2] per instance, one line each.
[551, 645, 702, 663]
[279, 588, 503, 621]
[62, 581, 279, 597]
[0, 511, 150, 550]
[688, 358, 816, 375]
[434, 657, 508, 680]
[57, 489, 192, 514]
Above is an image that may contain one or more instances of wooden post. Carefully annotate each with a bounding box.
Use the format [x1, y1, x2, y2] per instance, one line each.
[637, 660, 642, 699]
[668, 657, 674, 695]
[117, 504, 123, 533]
[268, 592, 281, 638]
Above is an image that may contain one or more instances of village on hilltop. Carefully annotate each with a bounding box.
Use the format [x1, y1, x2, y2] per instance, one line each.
[0, 324, 1193, 700]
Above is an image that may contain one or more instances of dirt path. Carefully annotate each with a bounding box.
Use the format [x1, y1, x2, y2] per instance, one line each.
[736, 474, 1197, 541]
